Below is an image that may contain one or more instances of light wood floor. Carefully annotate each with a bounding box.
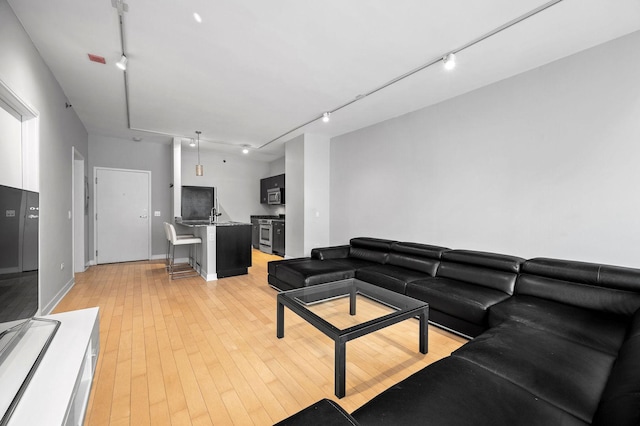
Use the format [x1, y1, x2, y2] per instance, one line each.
[53, 250, 467, 425]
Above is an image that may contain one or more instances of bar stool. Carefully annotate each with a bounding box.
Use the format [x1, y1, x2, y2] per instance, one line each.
[163, 222, 194, 269]
[166, 223, 202, 279]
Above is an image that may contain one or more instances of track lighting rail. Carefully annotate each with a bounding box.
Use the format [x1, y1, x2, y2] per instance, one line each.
[257, 0, 563, 149]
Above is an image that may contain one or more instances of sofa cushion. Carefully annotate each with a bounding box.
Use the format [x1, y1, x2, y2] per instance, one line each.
[436, 262, 519, 295]
[592, 309, 640, 426]
[441, 249, 524, 274]
[355, 265, 432, 294]
[489, 294, 629, 354]
[311, 245, 350, 260]
[351, 357, 587, 426]
[592, 333, 640, 426]
[275, 398, 359, 426]
[268, 257, 310, 276]
[275, 259, 356, 289]
[346, 237, 395, 265]
[332, 257, 382, 270]
[350, 237, 397, 251]
[348, 247, 389, 264]
[452, 321, 616, 423]
[390, 241, 448, 259]
[515, 273, 640, 317]
[520, 258, 640, 316]
[407, 277, 512, 324]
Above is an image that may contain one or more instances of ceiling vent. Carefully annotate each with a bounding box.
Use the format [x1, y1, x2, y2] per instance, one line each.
[88, 54, 106, 64]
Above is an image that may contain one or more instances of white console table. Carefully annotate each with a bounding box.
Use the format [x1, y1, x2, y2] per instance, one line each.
[7, 307, 100, 426]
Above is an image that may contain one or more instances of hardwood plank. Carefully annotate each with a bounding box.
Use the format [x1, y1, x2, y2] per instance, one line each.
[53, 250, 467, 425]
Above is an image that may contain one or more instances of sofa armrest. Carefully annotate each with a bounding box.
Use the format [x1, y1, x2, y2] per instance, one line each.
[274, 399, 359, 425]
[311, 245, 351, 260]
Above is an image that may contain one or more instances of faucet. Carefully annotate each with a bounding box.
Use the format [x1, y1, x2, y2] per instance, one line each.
[210, 207, 221, 224]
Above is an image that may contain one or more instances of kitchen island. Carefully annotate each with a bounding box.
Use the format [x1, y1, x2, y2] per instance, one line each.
[175, 220, 252, 280]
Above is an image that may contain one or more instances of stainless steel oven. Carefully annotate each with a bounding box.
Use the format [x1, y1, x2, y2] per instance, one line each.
[259, 219, 273, 254]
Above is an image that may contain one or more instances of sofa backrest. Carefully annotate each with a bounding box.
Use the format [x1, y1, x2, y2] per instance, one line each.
[348, 237, 396, 264]
[592, 309, 640, 426]
[387, 242, 448, 275]
[436, 250, 525, 294]
[516, 258, 640, 316]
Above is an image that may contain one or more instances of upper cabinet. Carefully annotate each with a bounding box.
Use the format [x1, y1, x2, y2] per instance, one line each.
[260, 174, 285, 204]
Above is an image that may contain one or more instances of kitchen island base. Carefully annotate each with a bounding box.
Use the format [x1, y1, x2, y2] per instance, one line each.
[175, 221, 252, 281]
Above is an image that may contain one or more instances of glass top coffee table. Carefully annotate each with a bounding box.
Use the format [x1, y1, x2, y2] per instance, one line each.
[276, 278, 429, 398]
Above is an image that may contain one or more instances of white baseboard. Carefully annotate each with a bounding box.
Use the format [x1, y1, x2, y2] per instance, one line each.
[40, 276, 75, 315]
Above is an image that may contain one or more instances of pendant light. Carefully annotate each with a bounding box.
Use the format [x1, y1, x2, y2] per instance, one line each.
[195, 131, 203, 176]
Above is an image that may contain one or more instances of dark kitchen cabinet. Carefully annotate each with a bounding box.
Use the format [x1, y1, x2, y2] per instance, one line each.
[260, 173, 285, 204]
[216, 224, 252, 278]
[251, 217, 260, 249]
[272, 220, 285, 257]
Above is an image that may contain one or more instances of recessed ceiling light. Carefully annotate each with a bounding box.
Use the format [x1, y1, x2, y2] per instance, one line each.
[322, 112, 331, 123]
[242, 145, 250, 154]
[193, 12, 202, 23]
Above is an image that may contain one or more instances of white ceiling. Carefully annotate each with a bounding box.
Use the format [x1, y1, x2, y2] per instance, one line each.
[8, 0, 640, 161]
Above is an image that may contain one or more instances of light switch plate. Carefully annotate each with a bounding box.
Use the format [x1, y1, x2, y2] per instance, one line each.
[154, 211, 161, 217]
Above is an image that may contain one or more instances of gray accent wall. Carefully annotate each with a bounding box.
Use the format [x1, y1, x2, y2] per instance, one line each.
[330, 30, 640, 268]
[1, 0, 89, 313]
[88, 135, 173, 261]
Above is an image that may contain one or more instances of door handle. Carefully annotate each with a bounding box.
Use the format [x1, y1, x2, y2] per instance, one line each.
[28, 214, 39, 219]
[140, 215, 148, 219]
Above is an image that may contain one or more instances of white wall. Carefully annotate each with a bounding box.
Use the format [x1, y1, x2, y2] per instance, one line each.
[269, 157, 285, 175]
[1, 0, 88, 313]
[303, 134, 330, 254]
[181, 147, 272, 222]
[283, 134, 330, 257]
[88, 135, 172, 259]
[285, 135, 305, 257]
[331, 30, 640, 268]
[0, 104, 22, 188]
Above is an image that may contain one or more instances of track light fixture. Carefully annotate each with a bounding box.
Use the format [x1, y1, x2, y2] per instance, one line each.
[116, 54, 128, 71]
[242, 145, 250, 154]
[322, 112, 331, 123]
[189, 138, 196, 147]
[443, 53, 456, 71]
[195, 131, 203, 176]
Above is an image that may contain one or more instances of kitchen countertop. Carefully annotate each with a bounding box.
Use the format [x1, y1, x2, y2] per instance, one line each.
[176, 219, 251, 227]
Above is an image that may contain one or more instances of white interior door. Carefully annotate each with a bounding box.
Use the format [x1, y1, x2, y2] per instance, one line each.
[95, 168, 150, 264]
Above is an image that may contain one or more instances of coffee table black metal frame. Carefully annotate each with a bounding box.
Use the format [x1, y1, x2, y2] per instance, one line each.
[276, 278, 429, 398]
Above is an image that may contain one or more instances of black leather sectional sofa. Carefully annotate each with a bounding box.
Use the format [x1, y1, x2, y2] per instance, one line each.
[270, 237, 640, 425]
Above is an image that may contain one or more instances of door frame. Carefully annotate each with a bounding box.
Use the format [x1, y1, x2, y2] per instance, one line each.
[72, 147, 85, 273]
[93, 166, 152, 263]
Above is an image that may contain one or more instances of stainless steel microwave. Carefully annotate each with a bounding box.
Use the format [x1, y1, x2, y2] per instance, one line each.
[267, 187, 284, 205]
